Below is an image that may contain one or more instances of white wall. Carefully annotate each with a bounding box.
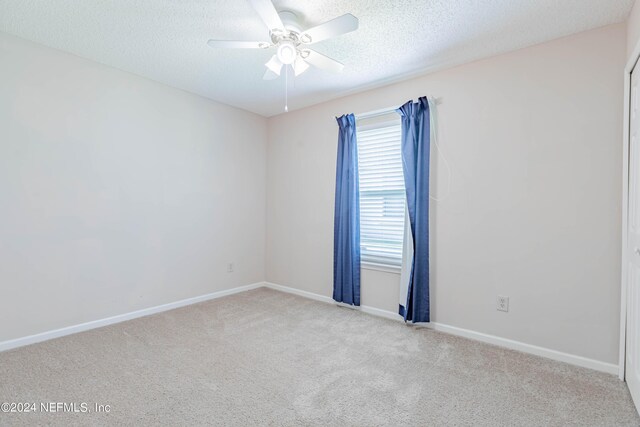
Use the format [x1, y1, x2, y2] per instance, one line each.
[628, 0, 640, 59]
[0, 32, 267, 343]
[266, 23, 625, 364]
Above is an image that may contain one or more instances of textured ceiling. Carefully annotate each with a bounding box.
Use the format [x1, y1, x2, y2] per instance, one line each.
[0, 0, 635, 117]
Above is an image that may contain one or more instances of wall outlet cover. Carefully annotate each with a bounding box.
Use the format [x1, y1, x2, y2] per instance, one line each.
[497, 296, 509, 312]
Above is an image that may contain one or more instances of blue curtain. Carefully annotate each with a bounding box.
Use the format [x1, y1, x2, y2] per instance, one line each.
[333, 114, 361, 306]
[397, 97, 430, 322]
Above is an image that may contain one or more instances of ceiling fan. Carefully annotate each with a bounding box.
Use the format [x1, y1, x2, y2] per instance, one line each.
[207, 0, 359, 80]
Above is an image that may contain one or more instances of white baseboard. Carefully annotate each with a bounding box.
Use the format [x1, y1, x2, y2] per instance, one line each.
[263, 282, 619, 375]
[1, 280, 619, 376]
[425, 322, 618, 375]
[0, 282, 264, 353]
[264, 282, 334, 304]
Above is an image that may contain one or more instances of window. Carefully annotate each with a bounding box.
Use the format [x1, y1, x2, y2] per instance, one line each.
[357, 121, 405, 268]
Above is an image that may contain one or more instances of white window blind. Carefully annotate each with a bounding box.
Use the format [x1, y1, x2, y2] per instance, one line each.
[357, 122, 405, 267]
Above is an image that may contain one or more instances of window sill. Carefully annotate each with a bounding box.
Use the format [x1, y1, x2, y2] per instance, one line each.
[361, 262, 401, 275]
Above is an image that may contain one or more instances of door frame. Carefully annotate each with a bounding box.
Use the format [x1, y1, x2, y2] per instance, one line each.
[621, 39, 640, 381]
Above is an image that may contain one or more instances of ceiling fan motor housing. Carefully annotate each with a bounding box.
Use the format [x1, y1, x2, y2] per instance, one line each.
[278, 11, 302, 34]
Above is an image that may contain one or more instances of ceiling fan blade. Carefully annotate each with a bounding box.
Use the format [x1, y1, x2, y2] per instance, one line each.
[265, 54, 283, 76]
[303, 49, 344, 73]
[299, 14, 359, 44]
[247, 0, 284, 31]
[207, 40, 270, 49]
[293, 58, 310, 76]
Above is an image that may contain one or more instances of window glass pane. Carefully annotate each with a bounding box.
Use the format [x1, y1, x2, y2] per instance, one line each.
[357, 122, 405, 267]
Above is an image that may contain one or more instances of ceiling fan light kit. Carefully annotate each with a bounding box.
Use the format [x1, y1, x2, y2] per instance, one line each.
[276, 41, 296, 65]
[207, 0, 359, 81]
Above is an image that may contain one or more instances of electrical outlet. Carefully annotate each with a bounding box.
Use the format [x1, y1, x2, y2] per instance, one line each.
[227, 262, 234, 273]
[497, 296, 509, 312]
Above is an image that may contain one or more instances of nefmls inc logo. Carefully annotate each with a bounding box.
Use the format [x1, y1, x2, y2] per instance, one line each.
[40, 402, 89, 413]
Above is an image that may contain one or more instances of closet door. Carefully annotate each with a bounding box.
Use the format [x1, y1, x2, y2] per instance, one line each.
[626, 64, 640, 411]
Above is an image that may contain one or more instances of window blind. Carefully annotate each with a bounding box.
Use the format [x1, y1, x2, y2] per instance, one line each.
[357, 122, 405, 267]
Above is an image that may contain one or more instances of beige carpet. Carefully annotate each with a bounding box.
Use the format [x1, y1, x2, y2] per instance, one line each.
[0, 287, 638, 426]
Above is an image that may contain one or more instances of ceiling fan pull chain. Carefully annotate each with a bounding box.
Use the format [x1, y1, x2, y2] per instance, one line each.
[285, 65, 289, 112]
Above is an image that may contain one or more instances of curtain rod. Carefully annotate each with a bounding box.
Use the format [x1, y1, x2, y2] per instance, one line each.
[354, 106, 397, 120]
[354, 97, 442, 121]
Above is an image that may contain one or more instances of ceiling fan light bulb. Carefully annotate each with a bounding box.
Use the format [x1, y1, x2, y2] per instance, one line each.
[277, 42, 296, 65]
